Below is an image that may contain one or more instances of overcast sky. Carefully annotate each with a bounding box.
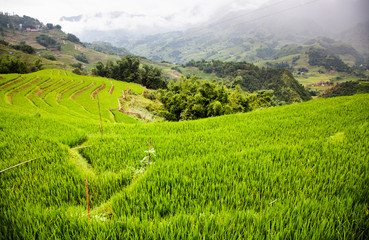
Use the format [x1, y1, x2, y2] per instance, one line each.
[2, 0, 266, 30]
[2, 0, 367, 35]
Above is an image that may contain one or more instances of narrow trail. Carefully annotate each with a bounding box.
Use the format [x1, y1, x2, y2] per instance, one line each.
[57, 81, 85, 103]
[71, 82, 95, 100]
[0, 76, 23, 89]
[109, 85, 114, 94]
[91, 84, 106, 99]
[5, 77, 39, 104]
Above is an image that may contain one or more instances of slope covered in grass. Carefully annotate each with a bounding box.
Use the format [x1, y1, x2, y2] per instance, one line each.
[0, 68, 368, 239]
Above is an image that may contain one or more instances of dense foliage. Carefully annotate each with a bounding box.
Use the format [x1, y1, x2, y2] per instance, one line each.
[11, 43, 35, 54]
[0, 70, 368, 238]
[67, 33, 81, 44]
[308, 49, 351, 72]
[36, 34, 57, 48]
[0, 56, 42, 73]
[92, 56, 167, 89]
[0, 39, 35, 54]
[324, 81, 369, 97]
[74, 53, 89, 63]
[0, 13, 41, 29]
[158, 75, 275, 121]
[186, 59, 311, 103]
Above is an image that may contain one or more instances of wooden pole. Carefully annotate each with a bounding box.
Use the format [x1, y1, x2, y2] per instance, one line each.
[85, 178, 90, 220]
[0, 157, 40, 174]
[149, 137, 151, 164]
[96, 93, 103, 135]
[71, 146, 90, 150]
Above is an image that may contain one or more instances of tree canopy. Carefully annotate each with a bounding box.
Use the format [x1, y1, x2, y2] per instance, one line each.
[186, 59, 311, 103]
[92, 56, 167, 90]
[158, 75, 276, 121]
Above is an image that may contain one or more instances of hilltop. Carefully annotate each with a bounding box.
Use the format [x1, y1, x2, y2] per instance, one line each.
[0, 13, 130, 72]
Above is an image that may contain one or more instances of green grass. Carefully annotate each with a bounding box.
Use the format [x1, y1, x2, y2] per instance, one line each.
[0, 69, 368, 239]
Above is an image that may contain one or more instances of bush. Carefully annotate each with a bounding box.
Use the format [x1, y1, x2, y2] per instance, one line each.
[70, 62, 82, 69]
[74, 53, 88, 63]
[36, 35, 57, 48]
[11, 44, 35, 54]
[66, 33, 80, 43]
[42, 54, 56, 61]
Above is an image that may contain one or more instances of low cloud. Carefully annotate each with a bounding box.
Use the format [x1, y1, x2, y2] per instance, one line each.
[3, 0, 367, 37]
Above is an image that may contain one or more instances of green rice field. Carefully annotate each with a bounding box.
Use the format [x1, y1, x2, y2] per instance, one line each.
[0, 70, 368, 239]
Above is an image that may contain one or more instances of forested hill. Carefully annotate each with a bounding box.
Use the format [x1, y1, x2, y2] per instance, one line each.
[186, 60, 311, 103]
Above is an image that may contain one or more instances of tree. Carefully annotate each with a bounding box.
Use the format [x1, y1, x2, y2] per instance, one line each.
[46, 23, 53, 29]
[11, 44, 35, 54]
[36, 35, 56, 47]
[74, 53, 88, 63]
[67, 33, 80, 43]
[158, 75, 261, 121]
[91, 56, 167, 90]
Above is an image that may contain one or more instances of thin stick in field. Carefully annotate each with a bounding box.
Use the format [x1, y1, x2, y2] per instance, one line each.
[0, 157, 41, 174]
[97, 93, 103, 135]
[85, 178, 90, 220]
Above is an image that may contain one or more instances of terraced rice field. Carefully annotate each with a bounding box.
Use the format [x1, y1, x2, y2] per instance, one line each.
[0, 70, 368, 239]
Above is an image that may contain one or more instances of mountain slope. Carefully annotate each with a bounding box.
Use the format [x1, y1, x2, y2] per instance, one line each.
[0, 13, 130, 71]
[119, 0, 369, 65]
[338, 21, 369, 57]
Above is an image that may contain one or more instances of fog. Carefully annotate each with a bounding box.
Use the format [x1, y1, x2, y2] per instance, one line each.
[2, 0, 368, 40]
[208, 0, 369, 36]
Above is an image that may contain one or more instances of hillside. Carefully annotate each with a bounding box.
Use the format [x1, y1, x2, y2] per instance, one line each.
[1, 68, 368, 238]
[120, 24, 368, 98]
[121, 16, 368, 66]
[0, 69, 163, 124]
[0, 13, 130, 72]
[338, 21, 369, 57]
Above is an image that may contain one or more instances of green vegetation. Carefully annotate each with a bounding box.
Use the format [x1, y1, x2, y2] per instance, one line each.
[186, 59, 311, 103]
[0, 69, 368, 238]
[0, 14, 127, 71]
[75, 52, 89, 63]
[0, 56, 42, 73]
[36, 34, 58, 48]
[308, 49, 351, 73]
[158, 75, 275, 121]
[92, 56, 167, 90]
[10, 43, 35, 54]
[323, 81, 369, 97]
[0, 13, 41, 29]
[66, 33, 81, 44]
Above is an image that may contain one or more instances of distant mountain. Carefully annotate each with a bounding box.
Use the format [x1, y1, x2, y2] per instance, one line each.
[338, 21, 369, 57]
[114, 0, 369, 64]
[122, 21, 368, 66]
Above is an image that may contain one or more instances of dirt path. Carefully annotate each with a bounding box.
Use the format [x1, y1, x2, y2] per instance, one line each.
[71, 83, 95, 100]
[91, 84, 106, 99]
[57, 81, 85, 103]
[7, 78, 42, 104]
[0, 76, 24, 90]
[109, 85, 114, 94]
